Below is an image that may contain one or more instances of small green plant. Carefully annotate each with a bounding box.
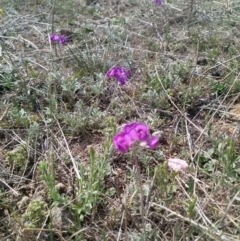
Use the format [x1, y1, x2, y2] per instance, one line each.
[70, 118, 114, 225]
[198, 138, 240, 179]
[68, 43, 105, 77]
[60, 101, 106, 134]
[45, 94, 58, 116]
[172, 42, 188, 53]
[8, 106, 31, 128]
[154, 163, 177, 202]
[218, 139, 240, 179]
[0, 70, 18, 92]
[206, 47, 220, 62]
[6, 145, 28, 173]
[39, 160, 68, 204]
[22, 198, 48, 228]
[187, 195, 197, 219]
[210, 80, 227, 96]
[72, 125, 112, 221]
[53, 74, 81, 106]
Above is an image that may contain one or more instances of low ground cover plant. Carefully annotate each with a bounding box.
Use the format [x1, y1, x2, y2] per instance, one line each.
[0, 0, 240, 240]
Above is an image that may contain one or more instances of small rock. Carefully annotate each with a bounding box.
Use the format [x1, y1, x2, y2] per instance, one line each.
[197, 57, 208, 66]
[51, 205, 62, 229]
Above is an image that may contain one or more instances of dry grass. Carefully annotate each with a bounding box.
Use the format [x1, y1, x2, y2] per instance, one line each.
[1, 0, 240, 240]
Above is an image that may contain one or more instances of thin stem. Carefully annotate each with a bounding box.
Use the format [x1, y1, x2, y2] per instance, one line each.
[187, 0, 194, 29]
[133, 149, 146, 241]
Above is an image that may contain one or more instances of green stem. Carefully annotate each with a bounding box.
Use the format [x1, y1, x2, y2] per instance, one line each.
[133, 149, 146, 241]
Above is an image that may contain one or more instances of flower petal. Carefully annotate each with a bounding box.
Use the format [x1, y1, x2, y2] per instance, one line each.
[113, 132, 133, 153]
[106, 66, 120, 78]
[50, 33, 59, 42]
[123, 122, 149, 140]
[116, 74, 128, 85]
[168, 158, 188, 171]
[58, 35, 67, 44]
[134, 122, 149, 140]
[147, 136, 159, 149]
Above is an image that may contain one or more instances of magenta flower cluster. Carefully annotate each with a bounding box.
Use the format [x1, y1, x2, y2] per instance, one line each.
[50, 33, 67, 44]
[106, 66, 130, 85]
[113, 122, 159, 153]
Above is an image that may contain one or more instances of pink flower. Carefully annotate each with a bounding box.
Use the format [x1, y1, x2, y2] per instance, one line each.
[168, 158, 188, 171]
[106, 66, 130, 85]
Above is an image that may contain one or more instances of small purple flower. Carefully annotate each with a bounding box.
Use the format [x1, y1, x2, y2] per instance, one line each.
[106, 66, 130, 85]
[113, 122, 159, 153]
[50, 33, 59, 42]
[50, 33, 66, 44]
[154, 0, 162, 4]
[147, 136, 159, 149]
[58, 35, 67, 44]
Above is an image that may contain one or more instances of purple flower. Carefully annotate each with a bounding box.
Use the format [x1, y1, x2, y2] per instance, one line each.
[50, 33, 59, 42]
[106, 66, 130, 85]
[123, 123, 139, 141]
[116, 73, 128, 85]
[50, 33, 66, 44]
[113, 132, 133, 153]
[147, 136, 159, 149]
[106, 67, 118, 78]
[154, 0, 162, 4]
[134, 123, 150, 140]
[58, 35, 67, 44]
[123, 122, 149, 141]
[113, 122, 159, 153]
